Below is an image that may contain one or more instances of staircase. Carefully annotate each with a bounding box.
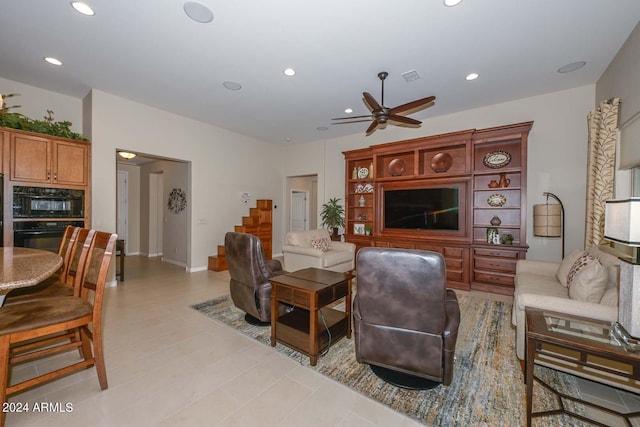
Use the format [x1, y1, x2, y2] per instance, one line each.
[207, 199, 273, 272]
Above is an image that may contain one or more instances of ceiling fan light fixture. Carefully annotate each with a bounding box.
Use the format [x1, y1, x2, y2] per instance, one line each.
[118, 151, 137, 160]
[465, 72, 479, 81]
[71, 1, 95, 16]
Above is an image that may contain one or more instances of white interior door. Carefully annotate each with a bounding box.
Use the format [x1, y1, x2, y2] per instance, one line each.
[116, 170, 128, 249]
[291, 190, 309, 231]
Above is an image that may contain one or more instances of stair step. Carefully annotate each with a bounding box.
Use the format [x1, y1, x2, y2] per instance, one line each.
[208, 255, 227, 272]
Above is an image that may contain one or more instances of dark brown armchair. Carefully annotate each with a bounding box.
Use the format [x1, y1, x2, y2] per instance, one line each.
[353, 247, 460, 389]
[225, 232, 287, 324]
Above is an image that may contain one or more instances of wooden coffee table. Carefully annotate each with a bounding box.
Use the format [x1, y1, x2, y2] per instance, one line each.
[270, 268, 353, 366]
[525, 308, 640, 427]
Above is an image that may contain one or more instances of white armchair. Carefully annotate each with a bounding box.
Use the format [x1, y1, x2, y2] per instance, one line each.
[283, 229, 355, 273]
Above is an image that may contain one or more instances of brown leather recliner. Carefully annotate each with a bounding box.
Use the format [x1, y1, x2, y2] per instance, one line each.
[225, 232, 287, 324]
[353, 247, 460, 389]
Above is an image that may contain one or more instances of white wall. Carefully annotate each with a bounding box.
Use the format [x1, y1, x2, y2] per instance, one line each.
[85, 90, 284, 270]
[284, 85, 596, 262]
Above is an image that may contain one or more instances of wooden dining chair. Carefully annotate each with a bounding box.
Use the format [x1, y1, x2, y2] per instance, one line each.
[4, 227, 90, 304]
[0, 231, 117, 427]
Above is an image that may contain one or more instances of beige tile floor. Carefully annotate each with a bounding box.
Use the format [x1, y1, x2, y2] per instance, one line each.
[5, 256, 637, 426]
[5, 256, 422, 427]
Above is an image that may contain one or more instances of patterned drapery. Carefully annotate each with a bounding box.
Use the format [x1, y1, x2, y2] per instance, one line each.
[585, 98, 620, 248]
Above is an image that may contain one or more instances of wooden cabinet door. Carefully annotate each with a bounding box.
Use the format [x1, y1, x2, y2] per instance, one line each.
[10, 134, 51, 183]
[53, 140, 88, 186]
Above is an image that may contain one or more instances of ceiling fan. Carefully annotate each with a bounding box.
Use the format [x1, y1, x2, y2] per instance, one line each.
[332, 71, 436, 136]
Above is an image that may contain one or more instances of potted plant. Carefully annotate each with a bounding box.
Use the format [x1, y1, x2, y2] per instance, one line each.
[320, 197, 345, 236]
[364, 225, 372, 236]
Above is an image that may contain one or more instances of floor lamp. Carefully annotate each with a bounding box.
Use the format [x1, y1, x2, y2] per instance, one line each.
[533, 192, 565, 259]
[605, 198, 640, 338]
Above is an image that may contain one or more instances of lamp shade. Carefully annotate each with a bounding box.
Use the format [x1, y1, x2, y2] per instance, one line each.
[533, 204, 562, 237]
[605, 198, 640, 246]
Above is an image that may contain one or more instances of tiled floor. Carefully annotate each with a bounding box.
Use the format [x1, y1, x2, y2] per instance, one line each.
[5, 256, 639, 426]
[6, 256, 421, 427]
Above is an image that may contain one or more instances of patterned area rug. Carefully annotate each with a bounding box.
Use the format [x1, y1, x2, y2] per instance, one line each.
[192, 293, 585, 426]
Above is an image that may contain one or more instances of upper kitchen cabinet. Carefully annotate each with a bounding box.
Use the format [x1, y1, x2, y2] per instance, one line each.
[9, 131, 89, 187]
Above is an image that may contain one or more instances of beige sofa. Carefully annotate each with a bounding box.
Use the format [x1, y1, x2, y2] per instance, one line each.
[512, 245, 621, 360]
[283, 229, 355, 273]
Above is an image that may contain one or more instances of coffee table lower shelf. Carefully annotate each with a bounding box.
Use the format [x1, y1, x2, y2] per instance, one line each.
[273, 307, 347, 362]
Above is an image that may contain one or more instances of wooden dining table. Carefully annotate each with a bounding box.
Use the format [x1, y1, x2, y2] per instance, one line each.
[0, 247, 63, 306]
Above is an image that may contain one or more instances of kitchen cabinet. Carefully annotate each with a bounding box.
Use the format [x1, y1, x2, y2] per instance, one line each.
[10, 132, 89, 186]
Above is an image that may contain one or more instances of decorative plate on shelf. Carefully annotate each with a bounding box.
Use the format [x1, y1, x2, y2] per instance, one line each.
[357, 167, 369, 179]
[363, 183, 373, 193]
[431, 152, 453, 173]
[355, 183, 364, 193]
[388, 158, 406, 176]
[483, 150, 512, 169]
[487, 193, 507, 207]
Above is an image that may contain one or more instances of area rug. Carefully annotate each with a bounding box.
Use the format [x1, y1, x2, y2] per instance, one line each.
[192, 293, 585, 426]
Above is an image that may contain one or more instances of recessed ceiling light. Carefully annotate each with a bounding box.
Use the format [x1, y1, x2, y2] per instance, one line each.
[44, 57, 63, 66]
[223, 81, 242, 90]
[316, 126, 328, 131]
[344, 108, 353, 114]
[443, 0, 463, 7]
[557, 61, 586, 73]
[465, 72, 479, 81]
[284, 137, 292, 142]
[183, 1, 213, 23]
[70, 1, 95, 16]
[283, 68, 296, 76]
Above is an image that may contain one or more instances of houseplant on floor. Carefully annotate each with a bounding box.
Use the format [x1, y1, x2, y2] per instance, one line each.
[320, 197, 345, 237]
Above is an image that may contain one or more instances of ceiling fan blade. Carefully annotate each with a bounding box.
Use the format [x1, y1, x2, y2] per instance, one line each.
[365, 121, 379, 136]
[331, 119, 374, 125]
[389, 115, 422, 126]
[390, 96, 436, 115]
[363, 92, 382, 112]
[331, 114, 373, 120]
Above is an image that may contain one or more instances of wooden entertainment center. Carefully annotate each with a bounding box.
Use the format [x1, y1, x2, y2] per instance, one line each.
[343, 121, 532, 295]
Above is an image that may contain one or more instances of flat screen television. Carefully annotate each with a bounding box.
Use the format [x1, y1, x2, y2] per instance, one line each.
[384, 187, 460, 230]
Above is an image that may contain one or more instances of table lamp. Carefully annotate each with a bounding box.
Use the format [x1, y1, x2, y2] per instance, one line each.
[604, 198, 640, 337]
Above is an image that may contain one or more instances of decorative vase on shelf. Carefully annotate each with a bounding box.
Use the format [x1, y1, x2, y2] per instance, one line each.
[486, 227, 499, 244]
[369, 162, 374, 178]
[498, 173, 511, 188]
[352, 167, 358, 179]
[490, 215, 502, 226]
[359, 195, 366, 207]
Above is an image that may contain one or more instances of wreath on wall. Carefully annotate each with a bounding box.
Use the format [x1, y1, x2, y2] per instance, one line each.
[168, 188, 187, 214]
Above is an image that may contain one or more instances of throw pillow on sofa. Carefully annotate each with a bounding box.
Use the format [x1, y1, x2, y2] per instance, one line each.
[567, 254, 609, 303]
[310, 237, 331, 252]
[556, 249, 585, 287]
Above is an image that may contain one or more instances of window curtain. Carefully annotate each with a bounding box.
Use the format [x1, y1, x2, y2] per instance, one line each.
[585, 98, 620, 248]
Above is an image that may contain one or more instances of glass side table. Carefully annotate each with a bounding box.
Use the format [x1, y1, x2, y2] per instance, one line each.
[525, 308, 640, 427]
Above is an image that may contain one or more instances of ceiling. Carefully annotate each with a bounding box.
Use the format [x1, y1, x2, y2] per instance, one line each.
[1, 1, 639, 145]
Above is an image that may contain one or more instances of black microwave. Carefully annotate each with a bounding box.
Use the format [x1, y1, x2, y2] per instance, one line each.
[13, 186, 84, 219]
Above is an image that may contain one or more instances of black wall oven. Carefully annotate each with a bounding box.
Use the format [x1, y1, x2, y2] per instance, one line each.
[12, 186, 85, 253]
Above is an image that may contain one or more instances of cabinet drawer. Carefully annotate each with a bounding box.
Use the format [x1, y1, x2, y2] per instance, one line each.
[473, 271, 514, 287]
[474, 257, 516, 273]
[474, 247, 519, 259]
[447, 269, 465, 282]
[446, 258, 464, 270]
[443, 247, 464, 258]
